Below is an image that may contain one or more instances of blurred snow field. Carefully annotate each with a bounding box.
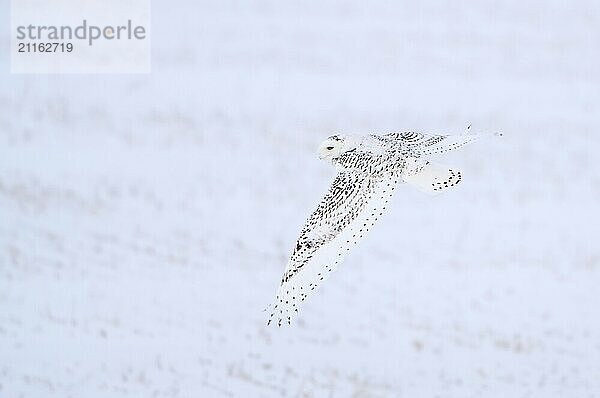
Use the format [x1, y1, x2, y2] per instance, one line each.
[1, 1, 600, 397]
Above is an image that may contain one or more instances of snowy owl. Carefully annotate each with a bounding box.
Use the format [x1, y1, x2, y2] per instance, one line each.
[267, 130, 500, 326]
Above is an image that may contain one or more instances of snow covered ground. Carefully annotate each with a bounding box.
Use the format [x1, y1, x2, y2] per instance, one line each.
[1, 1, 600, 397]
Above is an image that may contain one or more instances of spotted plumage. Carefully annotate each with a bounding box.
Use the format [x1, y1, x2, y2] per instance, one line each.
[267, 130, 500, 326]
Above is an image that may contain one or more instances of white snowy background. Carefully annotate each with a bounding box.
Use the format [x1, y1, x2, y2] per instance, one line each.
[1, 1, 600, 397]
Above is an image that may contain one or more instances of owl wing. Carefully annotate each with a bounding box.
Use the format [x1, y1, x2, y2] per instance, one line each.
[268, 168, 401, 326]
[383, 131, 484, 156]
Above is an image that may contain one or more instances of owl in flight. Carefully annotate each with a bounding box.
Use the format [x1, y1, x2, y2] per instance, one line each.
[267, 130, 500, 326]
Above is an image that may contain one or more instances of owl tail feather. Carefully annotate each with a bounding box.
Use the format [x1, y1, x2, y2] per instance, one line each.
[404, 162, 462, 195]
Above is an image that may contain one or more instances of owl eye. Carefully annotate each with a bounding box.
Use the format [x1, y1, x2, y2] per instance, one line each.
[326, 146, 334, 150]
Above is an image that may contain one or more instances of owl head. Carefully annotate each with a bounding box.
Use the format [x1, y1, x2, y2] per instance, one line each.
[317, 135, 357, 161]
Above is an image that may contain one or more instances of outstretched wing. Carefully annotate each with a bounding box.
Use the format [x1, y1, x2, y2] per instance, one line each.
[383, 131, 484, 156]
[268, 169, 401, 326]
